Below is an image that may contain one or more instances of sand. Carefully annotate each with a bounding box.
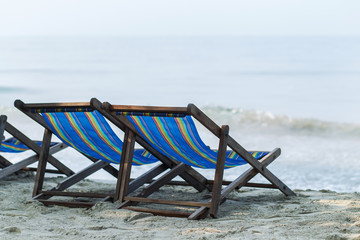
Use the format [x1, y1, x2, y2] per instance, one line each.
[0, 175, 359, 240]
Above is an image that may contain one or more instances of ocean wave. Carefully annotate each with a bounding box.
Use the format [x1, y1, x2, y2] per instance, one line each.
[1, 104, 360, 138]
[202, 106, 360, 137]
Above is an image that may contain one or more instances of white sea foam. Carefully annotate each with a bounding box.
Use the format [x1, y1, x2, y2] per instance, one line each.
[202, 106, 360, 137]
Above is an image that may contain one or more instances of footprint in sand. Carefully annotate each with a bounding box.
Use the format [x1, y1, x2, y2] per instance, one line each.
[1, 227, 21, 234]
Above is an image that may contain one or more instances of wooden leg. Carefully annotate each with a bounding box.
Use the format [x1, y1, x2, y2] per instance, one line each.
[0, 115, 6, 140]
[114, 129, 135, 202]
[0, 116, 8, 170]
[33, 129, 52, 197]
[209, 125, 229, 218]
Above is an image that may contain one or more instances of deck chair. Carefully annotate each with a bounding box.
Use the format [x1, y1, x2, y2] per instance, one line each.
[14, 100, 208, 208]
[0, 115, 73, 179]
[95, 99, 296, 219]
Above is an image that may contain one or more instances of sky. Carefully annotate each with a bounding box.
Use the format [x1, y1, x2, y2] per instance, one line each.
[0, 0, 359, 36]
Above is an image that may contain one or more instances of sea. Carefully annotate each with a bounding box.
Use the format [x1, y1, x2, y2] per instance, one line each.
[0, 36, 359, 192]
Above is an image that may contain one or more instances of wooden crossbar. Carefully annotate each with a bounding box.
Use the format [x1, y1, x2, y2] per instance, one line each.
[16, 101, 92, 109]
[137, 163, 186, 198]
[0, 114, 70, 179]
[39, 191, 114, 199]
[124, 196, 211, 208]
[24, 167, 63, 174]
[5, 122, 73, 176]
[0, 142, 67, 179]
[97, 100, 296, 220]
[82, 154, 119, 178]
[39, 200, 96, 208]
[128, 163, 168, 194]
[133, 179, 277, 189]
[105, 104, 189, 115]
[34, 160, 111, 201]
[123, 207, 192, 218]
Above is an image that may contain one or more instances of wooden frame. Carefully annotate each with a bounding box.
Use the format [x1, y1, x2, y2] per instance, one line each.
[95, 99, 296, 220]
[15, 99, 295, 219]
[90, 99, 211, 195]
[14, 101, 126, 207]
[0, 115, 71, 179]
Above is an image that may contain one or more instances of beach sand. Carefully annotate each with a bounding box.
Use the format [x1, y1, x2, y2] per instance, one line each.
[0, 175, 359, 240]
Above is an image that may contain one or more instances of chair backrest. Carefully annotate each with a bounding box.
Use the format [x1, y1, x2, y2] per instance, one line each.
[0, 114, 57, 153]
[0, 116, 30, 153]
[1, 138, 34, 152]
[39, 110, 158, 165]
[0, 137, 58, 153]
[122, 114, 268, 169]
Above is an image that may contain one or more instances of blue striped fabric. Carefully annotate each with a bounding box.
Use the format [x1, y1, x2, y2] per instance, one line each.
[0, 138, 56, 153]
[40, 111, 159, 165]
[36, 110, 267, 168]
[126, 115, 269, 169]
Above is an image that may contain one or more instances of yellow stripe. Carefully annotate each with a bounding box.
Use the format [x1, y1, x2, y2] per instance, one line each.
[154, 118, 204, 167]
[175, 118, 216, 164]
[65, 113, 116, 163]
